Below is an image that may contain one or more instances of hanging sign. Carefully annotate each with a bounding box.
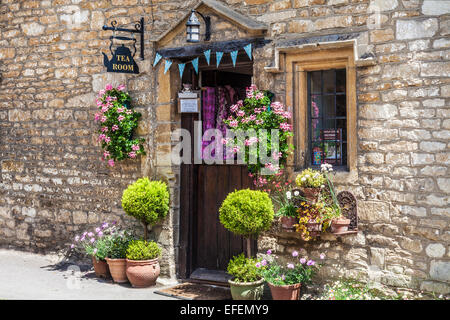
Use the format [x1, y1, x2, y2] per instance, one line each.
[103, 44, 139, 74]
[178, 87, 200, 113]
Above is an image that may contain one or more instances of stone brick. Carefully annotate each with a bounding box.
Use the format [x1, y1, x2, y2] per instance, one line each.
[426, 243, 446, 258]
[396, 18, 438, 40]
[430, 260, 450, 282]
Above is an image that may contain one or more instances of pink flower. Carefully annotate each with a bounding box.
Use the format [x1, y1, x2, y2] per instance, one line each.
[98, 231, 103, 237]
[74, 236, 79, 242]
[128, 151, 136, 158]
[232, 146, 240, 153]
[320, 253, 326, 260]
[117, 107, 125, 113]
[94, 113, 101, 122]
[292, 251, 299, 257]
[103, 151, 110, 158]
[255, 119, 264, 125]
[101, 127, 108, 133]
[105, 84, 113, 91]
[101, 105, 109, 113]
[90, 237, 95, 243]
[108, 159, 115, 167]
[229, 120, 238, 128]
[230, 104, 239, 113]
[272, 151, 283, 160]
[255, 262, 261, 268]
[236, 110, 245, 117]
[261, 259, 267, 266]
[117, 84, 126, 91]
[70, 244, 75, 249]
[93, 248, 97, 254]
[118, 115, 125, 122]
[244, 137, 258, 146]
[126, 110, 132, 115]
[98, 89, 105, 97]
[267, 249, 272, 255]
[300, 258, 306, 264]
[95, 228, 100, 233]
[98, 134, 106, 141]
[111, 125, 119, 131]
[104, 136, 111, 143]
[280, 122, 292, 131]
[255, 92, 264, 100]
[283, 111, 292, 119]
[131, 144, 140, 151]
[105, 96, 113, 102]
[287, 263, 294, 269]
[307, 260, 315, 266]
[100, 116, 107, 123]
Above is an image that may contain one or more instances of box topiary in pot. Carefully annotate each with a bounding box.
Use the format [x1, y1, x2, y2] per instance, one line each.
[121, 177, 170, 241]
[105, 230, 133, 283]
[227, 253, 265, 300]
[126, 240, 161, 288]
[219, 189, 274, 258]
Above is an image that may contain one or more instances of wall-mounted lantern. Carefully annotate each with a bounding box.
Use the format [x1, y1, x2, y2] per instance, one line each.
[186, 10, 211, 43]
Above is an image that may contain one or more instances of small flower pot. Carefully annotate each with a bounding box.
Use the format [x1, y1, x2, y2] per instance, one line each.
[331, 218, 351, 234]
[228, 278, 265, 300]
[301, 188, 320, 203]
[306, 221, 322, 237]
[268, 282, 302, 300]
[126, 258, 160, 288]
[280, 216, 297, 232]
[105, 258, 128, 283]
[92, 256, 110, 279]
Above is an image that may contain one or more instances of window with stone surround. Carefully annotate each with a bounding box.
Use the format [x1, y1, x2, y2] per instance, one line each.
[285, 45, 357, 175]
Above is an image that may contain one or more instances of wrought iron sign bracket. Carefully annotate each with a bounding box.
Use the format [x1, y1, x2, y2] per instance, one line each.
[103, 17, 145, 60]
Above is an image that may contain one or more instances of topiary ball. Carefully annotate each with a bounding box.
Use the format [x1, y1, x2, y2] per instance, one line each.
[121, 177, 170, 226]
[219, 189, 274, 238]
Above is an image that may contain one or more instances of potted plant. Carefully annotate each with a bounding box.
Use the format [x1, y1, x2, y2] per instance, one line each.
[227, 253, 265, 300]
[105, 230, 133, 283]
[219, 189, 274, 257]
[294, 201, 325, 240]
[125, 240, 161, 288]
[121, 177, 170, 241]
[320, 163, 350, 233]
[69, 221, 117, 278]
[260, 249, 323, 300]
[295, 168, 326, 203]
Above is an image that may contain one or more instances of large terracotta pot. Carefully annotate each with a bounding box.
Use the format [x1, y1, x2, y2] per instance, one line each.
[126, 258, 160, 288]
[268, 282, 302, 300]
[228, 278, 265, 300]
[92, 256, 110, 279]
[301, 188, 320, 203]
[105, 258, 128, 283]
[331, 218, 351, 234]
[280, 216, 297, 232]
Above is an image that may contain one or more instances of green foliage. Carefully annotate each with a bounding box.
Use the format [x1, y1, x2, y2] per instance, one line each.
[95, 84, 146, 167]
[121, 178, 170, 226]
[85, 236, 111, 261]
[126, 240, 161, 261]
[219, 189, 274, 237]
[108, 230, 134, 259]
[295, 168, 326, 188]
[318, 279, 403, 300]
[227, 253, 263, 283]
[276, 203, 297, 217]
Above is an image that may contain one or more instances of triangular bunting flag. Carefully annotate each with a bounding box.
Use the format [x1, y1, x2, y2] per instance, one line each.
[244, 44, 252, 60]
[230, 50, 238, 67]
[216, 51, 223, 68]
[164, 59, 172, 74]
[178, 63, 185, 78]
[204, 49, 211, 65]
[153, 52, 162, 67]
[191, 57, 199, 74]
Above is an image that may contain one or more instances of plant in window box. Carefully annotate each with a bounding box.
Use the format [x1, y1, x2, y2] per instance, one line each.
[294, 168, 326, 203]
[259, 249, 324, 300]
[227, 253, 265, 300]
[320, 163, 351, 234]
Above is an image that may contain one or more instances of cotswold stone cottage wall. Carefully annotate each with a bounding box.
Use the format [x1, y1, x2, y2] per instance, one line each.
[0, 0, 449, 291]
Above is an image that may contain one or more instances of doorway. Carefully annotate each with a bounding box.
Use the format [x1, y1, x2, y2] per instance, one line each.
[179, 57, 256, 283]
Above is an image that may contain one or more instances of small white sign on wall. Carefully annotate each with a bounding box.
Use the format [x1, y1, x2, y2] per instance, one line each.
[178, 91, 200, 113]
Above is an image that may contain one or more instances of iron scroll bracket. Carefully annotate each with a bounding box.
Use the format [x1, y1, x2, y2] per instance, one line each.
[103, 17, 145, 60]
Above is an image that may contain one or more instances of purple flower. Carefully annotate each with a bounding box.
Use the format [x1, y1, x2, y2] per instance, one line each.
[95, 228, 100, 233]
[98, 231, 103, 237]
[261, 259, 267, 266]
[255, 262, 261, 268]
[267, 249, 272, 255]
[281, 275, 286, 280]
[101, 222, 108, 229]
[307, 260, 315, 266]
[90, 238, 95, 243]
[87, 232, 94, 237]
[93, 248, 98, 254]
[287, 263, 294, 269]
[320, 253, 326, 260]
[74, 236, 80, 242]
[300, 258, 306, 264]
[292, 251, 298, 257]
[70, 244, 75, 249]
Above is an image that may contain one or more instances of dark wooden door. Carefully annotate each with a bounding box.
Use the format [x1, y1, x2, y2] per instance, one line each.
[193, 164, 254, 271]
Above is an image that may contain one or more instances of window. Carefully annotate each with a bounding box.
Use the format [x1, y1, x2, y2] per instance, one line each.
[308, 69, 347, 168]
[283, 44, 357, 174]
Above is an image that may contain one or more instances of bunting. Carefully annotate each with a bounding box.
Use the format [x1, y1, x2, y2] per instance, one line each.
[152, 43, 254, 74]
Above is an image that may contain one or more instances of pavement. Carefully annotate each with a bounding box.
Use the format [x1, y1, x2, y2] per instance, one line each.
[0, 249, 180, 300]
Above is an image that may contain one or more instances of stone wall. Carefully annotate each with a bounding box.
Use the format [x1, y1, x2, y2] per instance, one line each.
[0, 0, 449, 292]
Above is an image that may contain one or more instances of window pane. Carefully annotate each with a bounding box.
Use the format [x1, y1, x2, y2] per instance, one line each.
[323, 95, 335, 118]
[311, 71, 321, 94]
[311, 118, 322, 141]
[336, 69, 346, 93]
[323, 70, 335, 93]
[336, 94, 346, 117]
[311, 95, 321, 118]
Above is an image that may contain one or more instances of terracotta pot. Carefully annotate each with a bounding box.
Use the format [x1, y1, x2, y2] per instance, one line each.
[106, 258, 128, 283]
[126, 258, 160, 288]
[268, 282, 302, 300]
[228, 278, 265, 300]
[92, 256, 110, 278]
[331, 218, 351, 234]
[280, 216, 297, 232]
[301, 188, 320, 203]
[306, 221, 322, 237]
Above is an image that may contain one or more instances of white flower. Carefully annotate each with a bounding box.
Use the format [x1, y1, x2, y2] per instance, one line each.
[286, 191, 292, 199]
[294, 191, 299, 196]
[320, 184, 325, 188]
[301, 177, 306, 182]
[305, 174, 310, 179]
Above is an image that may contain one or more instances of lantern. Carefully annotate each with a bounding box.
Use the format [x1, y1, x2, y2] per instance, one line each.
[186, 9, 211, 43]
